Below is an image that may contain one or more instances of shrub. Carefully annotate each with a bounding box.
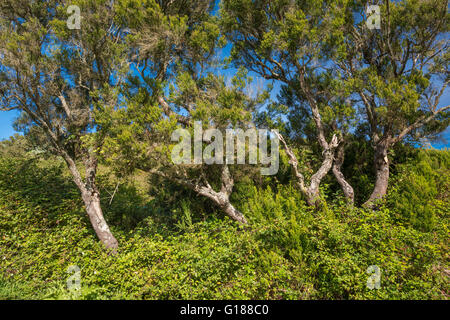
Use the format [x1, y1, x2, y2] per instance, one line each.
[0, 151, 448, 300]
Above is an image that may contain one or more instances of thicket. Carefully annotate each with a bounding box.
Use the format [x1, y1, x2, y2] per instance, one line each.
[0, 0, 448, 300]
[0, 141, 448, 300]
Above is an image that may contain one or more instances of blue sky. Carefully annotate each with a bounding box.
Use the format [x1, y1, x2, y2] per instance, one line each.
[1, 98, 448, 148]
[0, 110, 19, 140]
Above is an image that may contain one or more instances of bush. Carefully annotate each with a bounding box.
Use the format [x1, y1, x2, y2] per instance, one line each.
[387, 149, 449, 231]
[0, 150, 448, 300]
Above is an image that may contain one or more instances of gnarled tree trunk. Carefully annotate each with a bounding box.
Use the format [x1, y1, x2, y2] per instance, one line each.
[332, 143, 354, 204]
[274, 131, 339, 208]
[64, 153, 119, 251]
[222, 201, 247, 224]
[80, 190, 119, 250]
[152, 165, 248, 224]
[307, 146, 336, 207]
[194, 165, 248, 224]
[288, 71, 342, 207]
[364, 140, 390, 206]
[197, 187, 248, 224]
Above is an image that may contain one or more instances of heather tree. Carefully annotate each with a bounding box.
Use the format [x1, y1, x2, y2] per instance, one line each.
[336, 0, 449, 205]
[101, 0, 270, 224]
[220, 0, 355, 206]
[0, 0, 129, 249]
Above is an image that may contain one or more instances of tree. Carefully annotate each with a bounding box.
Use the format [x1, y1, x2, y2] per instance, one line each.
[148, 69, 267, 225]
[336, 0, 449, 205]
[275, 73, 357, 204]
[101, 0, 268, 224]
[220, 0, 355, 206]
[0, 0, 129, 250]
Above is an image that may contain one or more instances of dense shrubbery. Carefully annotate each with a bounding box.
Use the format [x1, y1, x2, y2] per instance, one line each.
[387, 149, 449, 232]
[0, 0, 448, 301]
[0, 147, 448, 300]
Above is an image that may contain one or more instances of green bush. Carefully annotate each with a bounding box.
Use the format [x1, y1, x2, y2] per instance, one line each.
[0, 151, 448, 300]
[387, 149, 449, 231]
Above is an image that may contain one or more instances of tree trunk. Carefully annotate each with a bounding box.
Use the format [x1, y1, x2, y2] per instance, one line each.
[198, 188, 248, 224]
[306, 147, 336, 207]
[80, 190, 119, 251]
[273, 131, 339, 208]
[198, 165, 248, 224]
[332, 143, 354, 204]
[151, 165, 248, 225]
[219, 197, 248, 225]
[364, 141, 390, 206]
[63, 154, 119, 251]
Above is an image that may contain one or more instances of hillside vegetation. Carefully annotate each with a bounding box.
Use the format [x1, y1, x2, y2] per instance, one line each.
[0, 141, 448, 299]
[0, 0, 449, 300]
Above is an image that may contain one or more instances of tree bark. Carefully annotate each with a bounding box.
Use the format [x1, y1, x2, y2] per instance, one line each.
[273, 131, 338, 208]
[222, 201, 247, 224]
[195, 165, 248, 224]
[63, 153, 119, 251]
[307, 146, 336, 207]
[332, 143, 354, 204]
[364, 140, 390, 206]
[80, 190, 119, 250]
[198, 188, 248, 224]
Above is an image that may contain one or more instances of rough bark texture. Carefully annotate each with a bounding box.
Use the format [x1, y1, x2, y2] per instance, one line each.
[273, 131, 338, 207]
[81, 191, 119, 250]
[198, 188, 248, 224]
[222, 202, 248, 224]
[364, 140, 390, 206]
[64, 154, 119, 251]
[307, 147, 336, 207]
[332, 143, 354, 204]
[195, 165, 248, 224]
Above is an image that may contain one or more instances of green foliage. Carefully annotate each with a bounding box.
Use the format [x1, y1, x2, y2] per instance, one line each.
[0, 150, 448, 300]
[0, 0, 449, 301]
[387, 149, 450, 231]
